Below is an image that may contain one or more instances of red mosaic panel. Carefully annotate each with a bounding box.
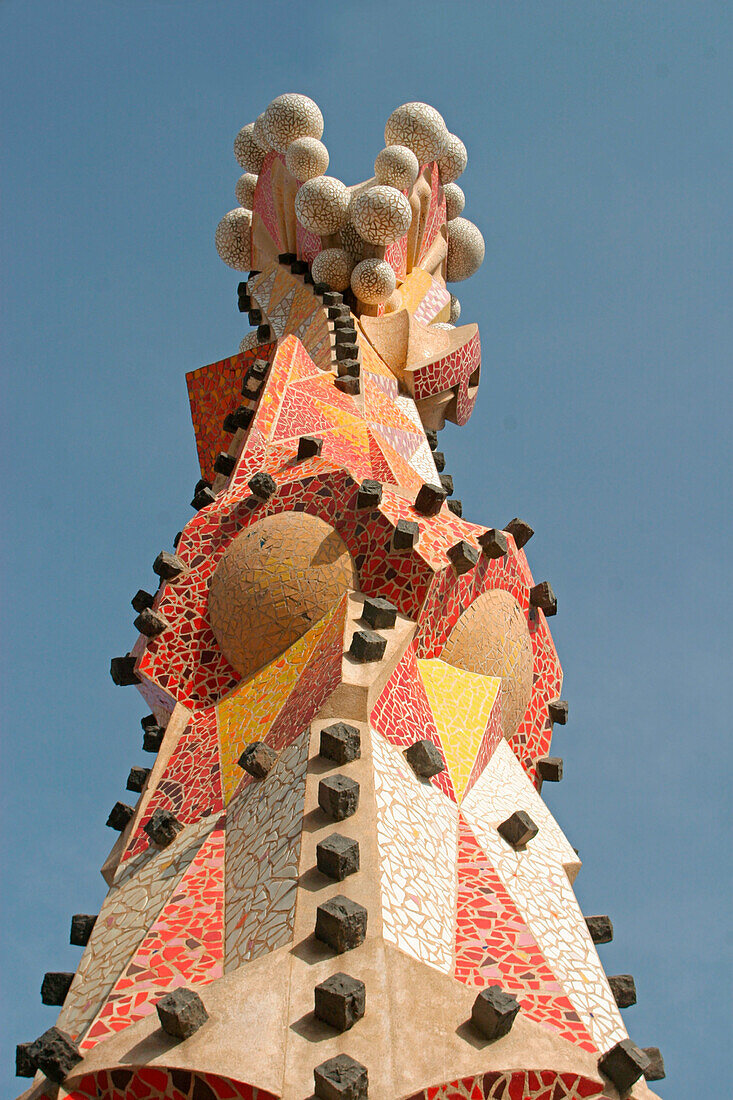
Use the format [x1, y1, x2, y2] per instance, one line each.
[67, 1067, 278, 1100]
[412, 328, 480, 426]
[510, 608, 563, 785]
[253, 152, 284, 251]
[405, 1073, 606, 1100]
[417, 162, 446, 268]
[82, 829, 225, 1048]
[455, 816, 596, 1051]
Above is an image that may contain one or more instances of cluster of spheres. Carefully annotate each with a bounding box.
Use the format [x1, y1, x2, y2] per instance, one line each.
[216, 94, 485, 314]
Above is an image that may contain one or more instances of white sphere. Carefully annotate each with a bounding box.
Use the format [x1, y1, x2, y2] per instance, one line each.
[384, 102, 448, 164]
[253, 113, 271, 152]
[446, 217, 485, 282]
[437, 133, 468, 184]
[235, 173, 258, 209]
[239, 332, 259, 353]
[430, 322, 454, 331]
[234, 124, 266, 173]
[312, 248, 353, 292]
[263, 93, 324, 154]
[449, 294, 461, 324]
[350, 185, 412, 246]
[443, 182, 465, 221]
[286, 136, 329, 181]
[351, 258, 396, 305]
[294, 176, 350, 235]
[374, 145, 419, 190]
[215, 208, 252, 271]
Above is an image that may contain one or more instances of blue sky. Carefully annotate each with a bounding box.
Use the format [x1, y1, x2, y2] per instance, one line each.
[1, 2, 730, 1095]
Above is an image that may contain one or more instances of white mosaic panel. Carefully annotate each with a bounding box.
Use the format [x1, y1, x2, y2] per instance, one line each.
[371, 728, 458, 974]
[463, 741, 627, 1052]
[394, 393, 439, 483]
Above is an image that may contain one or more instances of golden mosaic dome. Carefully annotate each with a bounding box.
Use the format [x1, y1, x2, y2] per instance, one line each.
[441, 589, 533, 739]
[208, 512, 356, 680]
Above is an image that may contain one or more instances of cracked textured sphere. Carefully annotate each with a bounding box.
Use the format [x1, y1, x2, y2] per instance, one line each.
[446, 216, 485, 282]
[235, 173, 258, 210]
[312, 248, 353, 292]
[295, 176, 350, 234]
[384, 101, 448, 164]
[263, 93, 324, 154]
[350, 185, 412, 246]
[215, 208, 252, 271]
[351, 258, 396, 305]
[443, 182, 465, 222]
[233, 123, 267, 174]
[449, 294, 461, 323]
[437, 133, 468, 184]
[208, 513, 356, 680]
[441, 589, 533, 739]
[285, 136, 329, 181]
[374, 145, 419, 190]
[253, 112, 270, 152]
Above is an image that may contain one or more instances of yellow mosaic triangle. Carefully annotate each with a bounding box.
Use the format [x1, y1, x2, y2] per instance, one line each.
[417, 658, 501, 802]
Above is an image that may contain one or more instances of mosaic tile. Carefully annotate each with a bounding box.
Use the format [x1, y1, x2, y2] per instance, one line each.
[67, 1067, 277, 1100]
[404, 1072, 606, 1100]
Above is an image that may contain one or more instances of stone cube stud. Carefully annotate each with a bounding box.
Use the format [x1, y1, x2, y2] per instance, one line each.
[403, 739, 445, 778]
[504, 517, 534, 549]
[497, 809, 539, 849]
[70, 913, 97, 946]
[478, 528, 508, 558]
[314, 972, 365, 1031]
[413, 482, 447, 516]
[348, 628, 387, 662]
[314, 1053, 368, 1099]
[392, 517, 419, 550]
[156, 987, 209, 1039]
[315, 894, 367, 953]
[319, 722, 361, 764]
[356, 478, 382, 509]
[360, 595, 397, 630]
[585, 914, 614, 944]
[30, 1027, 81, 1084]
[548, 698, 569, 724]
[316, 834, 360, 881]
[144, 807, 183, 847]
[41, 972, 74, 1006]
[598, 1039, 650, 1091]
[318, 774, 360, 821]
[642, 1046, 666, 1080]
[238, 741, 277, 778]
[471, 985, 520, 1040]
[447, 539, 479, 575]
[529, 580, 557, 615]
[537, 756, 563, 782]
[609, 974, 637, 1008]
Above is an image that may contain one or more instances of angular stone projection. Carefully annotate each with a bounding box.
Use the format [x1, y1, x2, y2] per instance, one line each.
[14, 93, 662, 1100]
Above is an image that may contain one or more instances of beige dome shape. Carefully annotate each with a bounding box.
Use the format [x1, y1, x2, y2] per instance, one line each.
[446, 216, 485, 282]
[443, 182, 465, 222]
[385, 101, 448, 164]
[235, 172, 258, 209]
[233, 123, 267, 174]
[351, 257, 396, 305]
[311, 247, 353, 291]
[350, 185, 412, 246]
[253, 112, 271, 152]
[263, 93, 324, 153]
[437, 132, 468, 184]
[208, 512, 357, 680]
[215, 208, 252, 271]
[441, 589, 534, 739]
[294, 175, 350, 234]
[285, 136, 329, 181]
[374, 144, 420, 190]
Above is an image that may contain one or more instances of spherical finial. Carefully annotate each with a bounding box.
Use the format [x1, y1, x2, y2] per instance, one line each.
[263, 93, 324, 154]
[445, 217, 485, 282]
[253, 113, 271, 152]
[443, 182, 465, 222]
[384, 102, 448, 164]
[235, 173, 258, 210]
[350, 185, 412, 246]
[234, 123, 266, 174]
[437, 133, 467, 184]
[294, 176, 350, 234]
[311, 248, 353, 292]
[215, 208, 252, 271]
[449, 294, 461, 324]
[351, 258, 396, 305]
[285, 136, 329, 181]
[374, 145, 420, 190]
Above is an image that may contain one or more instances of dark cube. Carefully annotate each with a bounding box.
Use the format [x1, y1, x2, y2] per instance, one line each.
[106, 801, 134, 831]
[471, 985, 520, 1040]
[609, 974, 637, 1008]
[110, 655, 139, 686]
[322, 291, 343, 307]
[432, 450, 445, 472]
[238, 741, 277, 779]
[505, 517, 534, 549]
[349, 628, 387, 663]
[585, 915, 614, 944]
[335, 327, 357, 345]
[548, 698, 569, 724]
[447, 539, 479, 575]
[250, 358, 269, 378]
[360, 596, 397, 631]
[598, 1039, 650, 1091]
[642, 1047, 666, 1081]
[214, 451, 236, 476]
[153, 550, 185, 581]
[393, 518, 419, 550]
[70, 913, 97, 946]
[41, 971, 74, 1006]
[247, 307, 263, 325]
[413, 482, 447, 516]
[297, 435, 323, 460]
[529, 581, 557, 615]
[142, 725, 165, 753]
[315, 894, 368, 953]
[144, 807, 182, 848]
[230, 404, 254, 430]
[291, 259, 309, 275]
[403, 739, 445, 779]
[497, 809, 539, 849]
[314, 972, 365, 1031]
[537, 756, 563, 782]
[156, 987, 209, 1040]
[318, 775, 360, 821]
[439, 472, 454, 495]
[248, 471, 277, 500]
[314, 1053, 368, 1100]
[134, 608, 169, 637]
[191, 486, 216, 510]
[15, 1042, 37, 1078]
[335, 375, 360, 395]
[31, 1026, 82, 1084]
[447, 499, 462, 517]
[278, 252, 297, 264]
[356, 478, 382, 509]
[320, 721, 361, 764]
[126, 765, 150, 793]
[131, 589, 155, 613]
[337, 358, 360, 378]
[478, 528, 508, 559]
[316, 834, 360, 881]
[425, 429, 438, 450]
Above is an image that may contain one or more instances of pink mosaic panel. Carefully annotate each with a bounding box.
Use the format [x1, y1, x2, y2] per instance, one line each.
[67, 1067, 277, 1100]
[417, 162, 446, 267]
[412, 329, 481, 427]
[253, 151, 284, 251]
